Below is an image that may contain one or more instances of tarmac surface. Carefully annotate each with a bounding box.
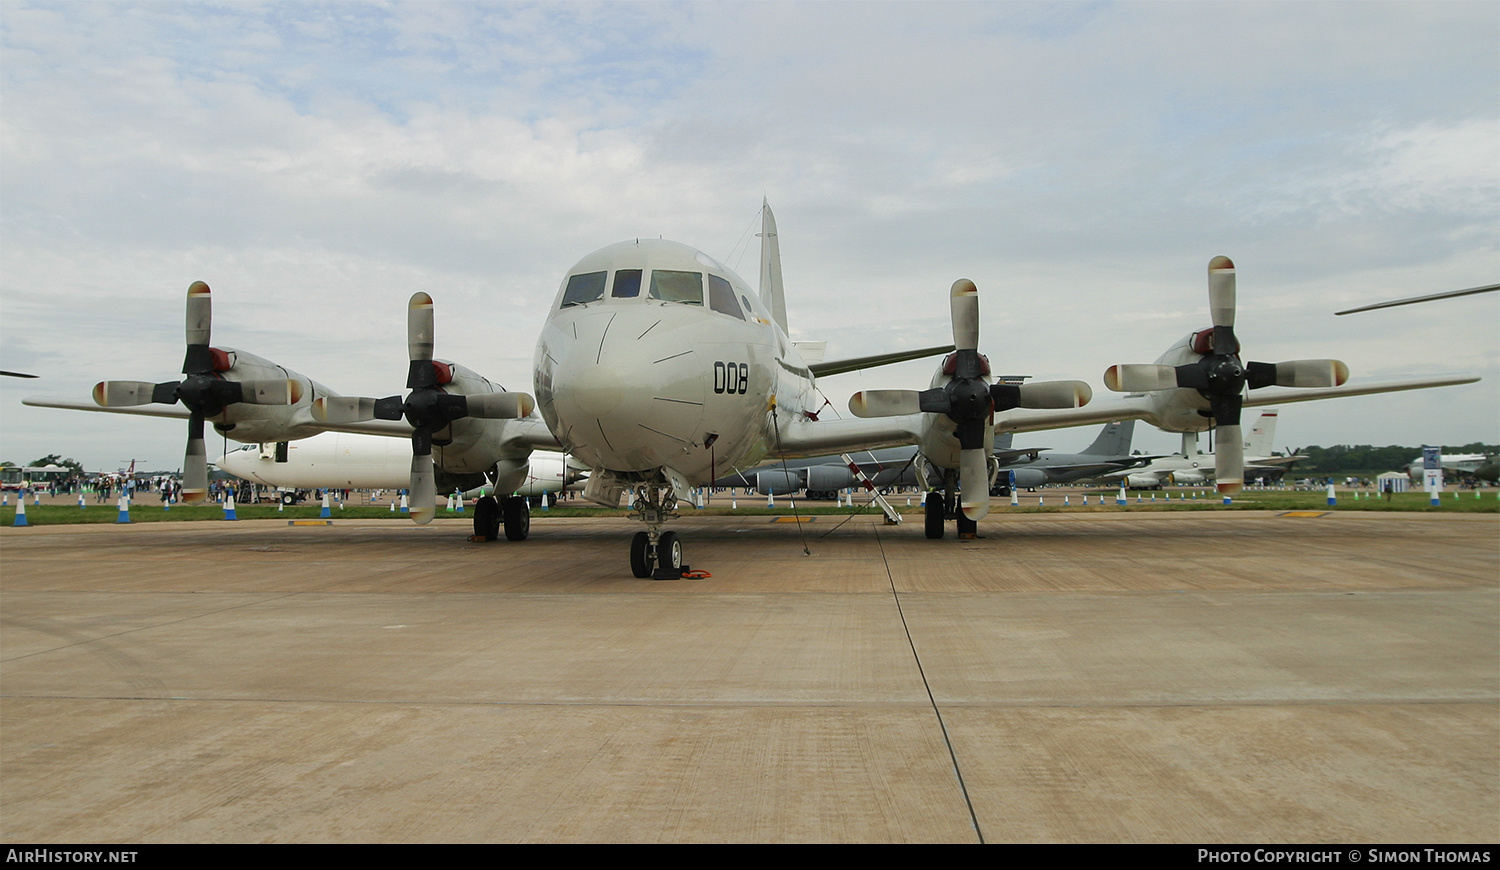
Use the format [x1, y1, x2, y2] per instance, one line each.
[2, 509, 1496, 843]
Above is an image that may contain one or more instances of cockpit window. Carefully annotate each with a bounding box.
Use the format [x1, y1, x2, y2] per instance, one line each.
[649, 270, 703, 305]
[708, 275, 745, 320]
[560, 271, 607, 308]
[612, 269, 642, 298]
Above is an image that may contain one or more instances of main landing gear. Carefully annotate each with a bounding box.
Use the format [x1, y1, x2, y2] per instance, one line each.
[628, 483, 685, 579]
[473, 495, 530, 542]
[924, 470, 978, 540]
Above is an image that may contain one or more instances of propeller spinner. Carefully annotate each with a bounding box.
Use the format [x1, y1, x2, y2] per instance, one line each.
[314, 292, 534, 525]
[93, 282, 300, 502]
[1103, 257, 1348, 495]
[850, 279, 1092, 521]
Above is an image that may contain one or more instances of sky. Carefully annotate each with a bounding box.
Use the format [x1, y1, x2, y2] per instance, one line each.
[1, 1, 1496, 473]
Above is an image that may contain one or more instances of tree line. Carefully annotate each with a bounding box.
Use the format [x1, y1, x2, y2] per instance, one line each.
[1292, 443, 1496, 475]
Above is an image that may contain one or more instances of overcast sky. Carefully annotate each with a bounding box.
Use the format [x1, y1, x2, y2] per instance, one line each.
[2, 1, 1496, 472]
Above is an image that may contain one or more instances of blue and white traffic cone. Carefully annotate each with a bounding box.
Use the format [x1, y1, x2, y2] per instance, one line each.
[456, 493, 465, 514]
[400, 493, 409, 513]
[78, 493, 86, 509]
[115, 496, 131, 524]
[320, 492, 331, 518]
[12, 499, 28, 527]
[224, 494, 238, 520]
[1326, 484, 1337, 506]
[1117, 486, 1127, 506]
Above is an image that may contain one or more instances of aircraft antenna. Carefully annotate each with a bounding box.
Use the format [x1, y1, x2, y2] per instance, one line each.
[768, 400, 811, 556]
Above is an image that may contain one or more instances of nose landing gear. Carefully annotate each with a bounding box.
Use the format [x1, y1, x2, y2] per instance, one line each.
[628, 484, 685, 579]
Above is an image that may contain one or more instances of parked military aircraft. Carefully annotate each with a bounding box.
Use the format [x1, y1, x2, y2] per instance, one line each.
[1405, 452, 1499, 485]
[24, 205, 1481, 574]
[1098, 410, 1300, 489]
[714, 447, 920, 500]
[993, 420, 1154, 490]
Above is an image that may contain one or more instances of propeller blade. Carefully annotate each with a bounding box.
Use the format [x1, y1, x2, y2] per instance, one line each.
[1247, 359, 1349, 389]
[93, 381, 162, 407]
[1208, 256, 1235, 329]
[1216, 423, 1244, 496]
[183, 282, 215, 374]
[950, 279, 979, 351]
[1104, 364, 1179, 392]
[313, 396, 378, 424]
[849, 390, 922, 418]
[183, 414, 208, 503]
[408, 292, 435, 366]
[409, 452, 436, 525]
[1014, 380, 1091, 409]
[185, 281, 212, 348]
[234, 379, 303, 405]
[463, 391, 536, 419]
[959, 447, 990, 521]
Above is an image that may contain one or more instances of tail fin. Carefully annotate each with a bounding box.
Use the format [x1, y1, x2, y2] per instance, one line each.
[1083, 420, 1134, 457]
[759, 199, 788, 334]
[1246, 410, 1278, 457]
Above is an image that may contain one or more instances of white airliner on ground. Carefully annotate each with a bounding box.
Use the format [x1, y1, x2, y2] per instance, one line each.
[214, 434, 582, 502]
[25, 203, 1480, 576]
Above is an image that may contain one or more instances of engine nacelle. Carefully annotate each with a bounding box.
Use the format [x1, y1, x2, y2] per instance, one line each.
[1009, 468, 1049, 489]
[805, 466, 855, 492]
[205, 347, 332, 444]
[756, 470, 803, 495]
[1125, 473, 1163, 490]
[1170, 469, 1207, 485]
[425, 360, 532, 475]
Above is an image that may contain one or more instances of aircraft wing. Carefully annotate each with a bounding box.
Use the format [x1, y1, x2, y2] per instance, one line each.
[504, 417, 565, 451]
[994, 373, 1480, 435]
[996, 400, 1155, 435]
[25, 394, 566, 451]
[1239, 374, 1480, 408]
[23, 395, 192, 420]
[773, 415, 921, 458]
[994, 446, 1049, 463]
[314, 414, 562, 450]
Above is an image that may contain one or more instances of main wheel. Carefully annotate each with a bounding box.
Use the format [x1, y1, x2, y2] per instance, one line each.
[502, 496, 530, 541]
[658, 531, 683, 573]
[924, 493, 945, 539]
[630, 531, 652, 578]
[473, 496, 500, 541]
[281, 492, 296, 505]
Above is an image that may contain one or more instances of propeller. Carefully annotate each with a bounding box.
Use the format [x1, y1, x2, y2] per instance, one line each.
[1103, 257, 1348, 495]
[93, 282, 299, 502]
[314, 292, 534, 525]
[850, 279, 1092, 520]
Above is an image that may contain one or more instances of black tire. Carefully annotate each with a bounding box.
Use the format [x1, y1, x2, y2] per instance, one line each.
[924, 493, 945, 539]
[502, 496, 530, 541]
[630, 531, 652, 578]
[474, 496, 500, 541]
[281, 492, 296, 505]
[658, 531, 683, 571]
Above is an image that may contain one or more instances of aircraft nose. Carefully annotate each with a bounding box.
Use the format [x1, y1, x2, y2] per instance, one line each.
[568, 362, 623, 417]
[545, 309, 707, 471]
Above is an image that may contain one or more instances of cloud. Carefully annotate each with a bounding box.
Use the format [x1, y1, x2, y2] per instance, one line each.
[1, 1, 1494, 469]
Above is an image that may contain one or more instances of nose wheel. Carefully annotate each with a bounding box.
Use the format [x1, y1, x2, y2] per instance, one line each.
[630, 530, 684, 579]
